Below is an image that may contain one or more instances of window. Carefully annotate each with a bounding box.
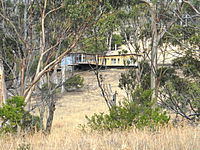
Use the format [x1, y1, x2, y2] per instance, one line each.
[111, 58, 116, 64]
[104, 58, 107, 65]
[82, 55, 86, 62]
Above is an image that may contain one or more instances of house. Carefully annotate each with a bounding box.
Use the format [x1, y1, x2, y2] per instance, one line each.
[61, 51, 140, 70]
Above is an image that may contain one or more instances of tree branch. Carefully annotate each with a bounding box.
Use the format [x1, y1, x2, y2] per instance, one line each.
[183, 0, 200, 15]
[44, 5, 63, 19]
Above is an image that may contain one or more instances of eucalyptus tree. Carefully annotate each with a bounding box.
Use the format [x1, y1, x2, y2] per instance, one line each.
[79, 10, 120, 54]
[0, 0, 107, 100]
[78, 0, 125, 54]
[139, 0, 200, 102]
[164, 0, 200, 52]
[113, 0, 200, 102]
[0, 0, 112, 132]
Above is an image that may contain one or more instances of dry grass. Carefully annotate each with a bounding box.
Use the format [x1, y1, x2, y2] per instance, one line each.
[0, 70, 199, 150]
[0, 127, 200, 150]
[0, 125, 199, 150]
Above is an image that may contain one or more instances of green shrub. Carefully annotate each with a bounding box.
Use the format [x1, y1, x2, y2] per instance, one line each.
[119, 61, 151, 92]
[0, 96, 40, 134]
[85, 89, 170, 131]
[172, 56, 200, 77]
[64, 75, 84, 91]
[86, 101, 169, 131]
[162, 81, 200, 121]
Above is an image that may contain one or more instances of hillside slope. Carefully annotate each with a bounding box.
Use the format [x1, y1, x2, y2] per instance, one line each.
[0, 69, 199, 150]
[54, 69, 126, 130]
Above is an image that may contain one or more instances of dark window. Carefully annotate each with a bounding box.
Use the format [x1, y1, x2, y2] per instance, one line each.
[111, 58, 116, 64]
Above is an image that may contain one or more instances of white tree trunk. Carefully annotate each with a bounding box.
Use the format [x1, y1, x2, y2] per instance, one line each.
[115, 44, 117, 51]
[52, 65, 59, 85]
[150, 5, 158, 103]
[0, 60, 7, 105]
[108, 33, 112, 51]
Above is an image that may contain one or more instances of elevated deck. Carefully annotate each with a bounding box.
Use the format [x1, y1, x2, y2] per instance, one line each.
[61, 52, 139, 70]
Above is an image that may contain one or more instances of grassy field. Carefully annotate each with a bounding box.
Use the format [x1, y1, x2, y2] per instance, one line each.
[0, 70, 199, 150]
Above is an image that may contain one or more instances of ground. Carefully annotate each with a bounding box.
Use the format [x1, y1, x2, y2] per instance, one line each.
[0, 69, 199, 150]
[54, 69, 126, 129]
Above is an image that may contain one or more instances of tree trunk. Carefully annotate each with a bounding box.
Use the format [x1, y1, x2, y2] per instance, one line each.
[20, 59, 26, 96]
[0, 60, 7, 105]
[0, 0, 7, 104]
[115, 44, 117, 51]
[150, 5, 158, 104]
[45, 97, 55, 133]
[108, 33, 112, 51]
[45, 75, 56, 134]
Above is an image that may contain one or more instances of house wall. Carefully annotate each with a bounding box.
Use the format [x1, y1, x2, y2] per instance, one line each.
[98, 55, 136, 66]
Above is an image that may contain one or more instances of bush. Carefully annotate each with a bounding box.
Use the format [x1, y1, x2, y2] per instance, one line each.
[161, 81, 200, 121]
[85, 89, 170, 131]
[0, 96, 40, 134]
[172, 56, 200, 77]
[85, 101, 169, 131]
[159, 56, 200, 121]
[64, 74, 84, 91]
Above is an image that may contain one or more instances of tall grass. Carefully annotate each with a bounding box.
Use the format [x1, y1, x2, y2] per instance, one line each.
[0, 125, 199, 150]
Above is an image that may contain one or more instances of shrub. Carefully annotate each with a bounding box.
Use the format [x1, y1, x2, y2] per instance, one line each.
[161, 81, 200, 121]
[64, 74, 84, 91]
[85, 101, 169, 131]
[0, 96, 40, 134]
[119, 61, 151, 90]
[85, 89, 170, 131]
[172, 56, 200, 77]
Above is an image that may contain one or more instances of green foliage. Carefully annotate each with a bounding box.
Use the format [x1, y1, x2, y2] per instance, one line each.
[172, 56, 200, 77]
[182, 0, 200, 15]
[119, 69, 136, 92]
[81, 34, 107, 54]
[111, 34, 123, 49]
[29, 56, 40, 77]
[131, 88, 153, 106]
[119, 61, 151, 95]
[80, 9, 120, 54]
[157, 67, 177, 87]
[64, 75, 84, 91]
[107, 0, 139, 9]
[64, 0, 100, 29]
[188, 29, 200, 47]
[162, 80, 200, 121]
[0, 96, 40, 134]
[164, 25, 200, 47]
[85, 89, 169, 131]
[159, 56, 200, 121]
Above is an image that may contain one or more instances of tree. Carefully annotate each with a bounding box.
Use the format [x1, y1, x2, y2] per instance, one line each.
[79, 3, 121, 54]
[0, 0, 106, 100]
[158, 56, 200, 122]
[0, 0, 110, 132]
[116, 0, 200, 103]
